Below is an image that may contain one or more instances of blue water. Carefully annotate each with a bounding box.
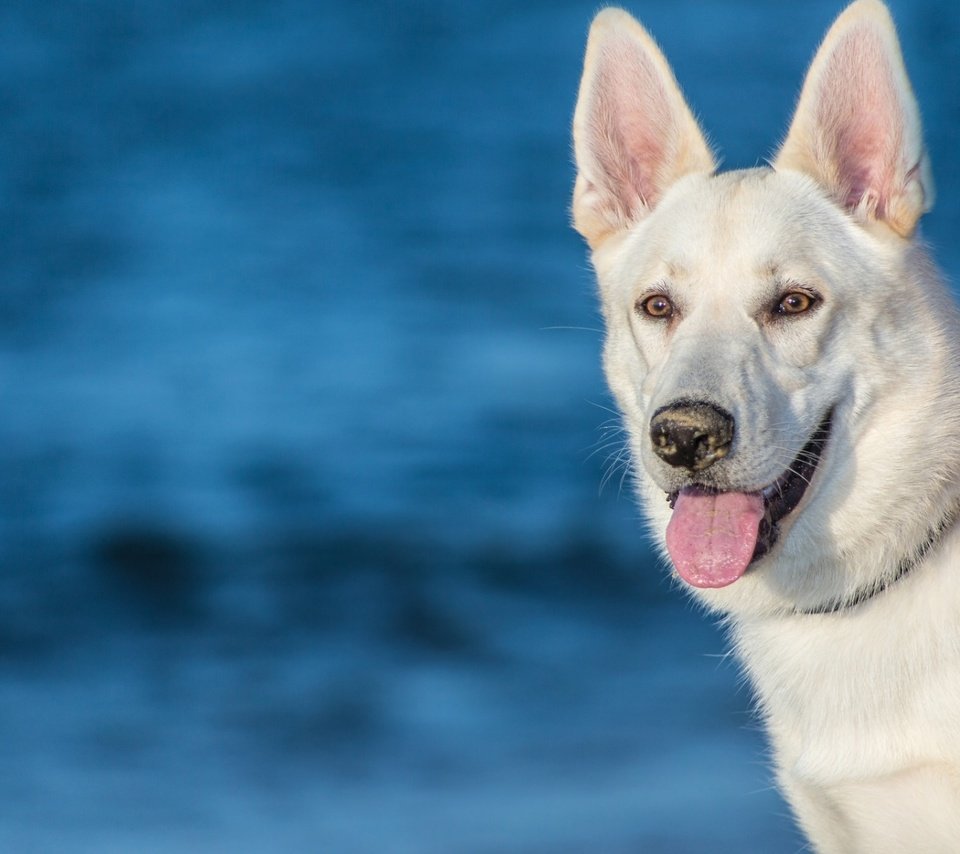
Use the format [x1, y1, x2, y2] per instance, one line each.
[3, 0, 958, 850]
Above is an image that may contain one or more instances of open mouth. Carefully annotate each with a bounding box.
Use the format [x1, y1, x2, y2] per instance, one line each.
[664, 410, 833, 588]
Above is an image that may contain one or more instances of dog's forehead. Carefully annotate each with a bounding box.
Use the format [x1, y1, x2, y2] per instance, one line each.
[617, 168, 838, 285]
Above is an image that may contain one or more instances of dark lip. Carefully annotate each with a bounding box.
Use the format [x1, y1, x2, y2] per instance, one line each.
[667, 409, 834, 565]
[752, 409, 833, 563]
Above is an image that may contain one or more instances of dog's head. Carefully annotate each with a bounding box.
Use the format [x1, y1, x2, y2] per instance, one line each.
[573, 1, 960, 615]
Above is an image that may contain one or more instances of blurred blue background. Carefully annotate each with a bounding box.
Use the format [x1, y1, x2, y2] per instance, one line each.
[3, 1, 958, 850]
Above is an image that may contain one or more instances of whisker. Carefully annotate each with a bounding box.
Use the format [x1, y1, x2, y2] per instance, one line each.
[599, 448, 632, 495]
[785, 465, 814, 488]
[596, 419, 626, 434]
[585, 438, 628, 462]
[617, 457, 636, 497]
[540, 325, 604, 334]
[587, 400, 624, 418]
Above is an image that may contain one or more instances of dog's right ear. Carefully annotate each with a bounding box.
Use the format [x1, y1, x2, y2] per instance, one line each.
[774, 0, 933, 237]
[571, 8, 716, 250]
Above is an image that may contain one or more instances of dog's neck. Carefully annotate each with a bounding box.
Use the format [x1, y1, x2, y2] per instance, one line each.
[795, 502, 960, 617]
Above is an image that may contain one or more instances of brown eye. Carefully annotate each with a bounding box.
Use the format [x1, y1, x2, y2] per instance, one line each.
[639, 294, 674, 319]
[777, 291, 818, 316]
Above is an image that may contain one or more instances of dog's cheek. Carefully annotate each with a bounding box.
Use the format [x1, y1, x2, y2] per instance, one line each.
[602, 326, 649, 419]
[766, 317, 832, 376]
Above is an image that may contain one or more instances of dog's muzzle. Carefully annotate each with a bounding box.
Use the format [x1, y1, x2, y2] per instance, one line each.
[649, 401, 734, 472]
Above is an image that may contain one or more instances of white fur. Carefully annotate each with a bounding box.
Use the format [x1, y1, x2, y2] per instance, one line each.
[572, 2, 960, 851]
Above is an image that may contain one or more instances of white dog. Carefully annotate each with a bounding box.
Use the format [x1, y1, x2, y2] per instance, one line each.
[572, 1, 960, 850]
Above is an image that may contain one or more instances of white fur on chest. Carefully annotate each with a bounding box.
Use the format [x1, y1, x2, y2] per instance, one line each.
[732, 535, 960, 850]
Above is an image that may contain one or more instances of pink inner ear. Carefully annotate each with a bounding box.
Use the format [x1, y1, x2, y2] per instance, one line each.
[816, 24, 902, 217]
[588, 35, 674, 217]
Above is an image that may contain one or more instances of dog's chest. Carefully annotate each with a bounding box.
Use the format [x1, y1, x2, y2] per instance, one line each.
[796, 765, 960, 853]
[736, 605, 960, 773]
[735, 607, 960, 850]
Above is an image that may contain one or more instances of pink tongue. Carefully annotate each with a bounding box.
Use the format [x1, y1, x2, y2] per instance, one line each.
[665, 489, 765, 588]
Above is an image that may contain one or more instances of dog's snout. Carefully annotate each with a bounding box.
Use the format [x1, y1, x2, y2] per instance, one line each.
[649, 402, 734, 472]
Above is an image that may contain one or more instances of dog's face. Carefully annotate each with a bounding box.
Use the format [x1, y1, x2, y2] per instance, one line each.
[598, 167, 919, 611]
[573, 2, 958, 615]
[603, 168, 854, 503]
[605, 170, 853, 502]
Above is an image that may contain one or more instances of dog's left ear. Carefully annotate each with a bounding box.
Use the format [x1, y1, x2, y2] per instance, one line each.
[775, 0, 933, 237]
[571, 8, 716, 250]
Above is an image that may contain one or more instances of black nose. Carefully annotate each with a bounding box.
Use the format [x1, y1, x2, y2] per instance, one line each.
[649, 401, 734, 472]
